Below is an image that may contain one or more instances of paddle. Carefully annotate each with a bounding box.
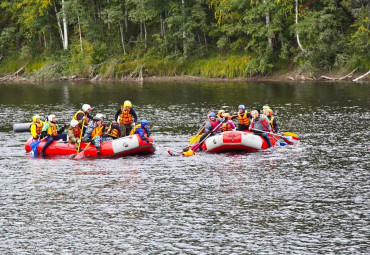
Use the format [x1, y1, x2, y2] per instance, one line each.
[72, 126, 103, 160]
[190, 119, 225, 152]
[76, 119, 85, 153]
[30, 136, 47, 157]
[251, 128, 294, 145]
[282, 131, 298, 138]
[189, 124, 206, 145]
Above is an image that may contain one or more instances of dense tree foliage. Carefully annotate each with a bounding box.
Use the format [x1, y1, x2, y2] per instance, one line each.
[0, 0, 369, 77]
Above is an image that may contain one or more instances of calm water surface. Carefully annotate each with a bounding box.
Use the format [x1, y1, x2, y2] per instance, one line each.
[0, 81, 369, 254]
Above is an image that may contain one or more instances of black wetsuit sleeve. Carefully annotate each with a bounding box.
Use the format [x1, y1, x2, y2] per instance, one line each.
[114, 108, 121, 122]
[87, 113, 94, 120]
[130, 109, 138, 123]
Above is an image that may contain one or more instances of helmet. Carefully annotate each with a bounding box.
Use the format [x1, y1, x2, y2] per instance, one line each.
[82, 104, 92, 112]
[238, 105, 245, 110]
[123, 100, 132, 107]
[140, 120, 150, 127]
[95, 113, 104, 119]
[70, 119, 79, 128]
[263, 105, 270, 110]
[208, 112, 216, 118]
[48, 114, 56, 122]
[32, 115, 41, 122]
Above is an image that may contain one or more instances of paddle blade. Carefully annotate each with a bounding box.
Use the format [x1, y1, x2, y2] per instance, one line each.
[30, 140, 40, 157]
[72, 150, 85, 160]
[282, 132, 298, 139]
[189, 134, 202, 145]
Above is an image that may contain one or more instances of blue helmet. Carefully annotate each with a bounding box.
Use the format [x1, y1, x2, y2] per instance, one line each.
[238, 105, 245, 110]
[140, 120, 150, 127]
[208, 112, 216, 118]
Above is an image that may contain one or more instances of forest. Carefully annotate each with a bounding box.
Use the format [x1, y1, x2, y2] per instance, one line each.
[0, 0, 369, 80]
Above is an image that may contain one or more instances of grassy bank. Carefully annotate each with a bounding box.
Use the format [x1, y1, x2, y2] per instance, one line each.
[0, 52, 368, 82]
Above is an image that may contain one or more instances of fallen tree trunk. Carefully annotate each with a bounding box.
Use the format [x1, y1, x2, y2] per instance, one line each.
[339, 67, 358, 80]
[353, 70, 370, 82]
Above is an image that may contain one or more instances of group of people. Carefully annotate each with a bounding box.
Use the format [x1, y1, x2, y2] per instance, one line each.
[198, 104, 278, 148]
[30, 101, 279, 156]
[30, 100, 151, 156]
[168, 104, 279, 156]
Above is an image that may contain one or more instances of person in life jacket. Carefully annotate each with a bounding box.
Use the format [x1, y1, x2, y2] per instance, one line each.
[114, 100, 138, 137]
[95, 113, 107, 134]
[72, 104, 94, 126]
[249, 110, 273, 148]
[221, 113, 236, 132]
[30, 115, 44, 139]
[40, 114, 68, 156]
[167, 147, 195, 157]
[106, 121, 121, 138]
[198, 112, 225, 143]
[83, 117, 104, 154]
[263, 108, 279, 133]
[132, 120, 151, 143]
[236, 105, 252, 131]
[67, 119, 84, 149]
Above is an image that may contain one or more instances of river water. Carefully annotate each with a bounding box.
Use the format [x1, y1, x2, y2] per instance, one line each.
[0, 81, 369, 254]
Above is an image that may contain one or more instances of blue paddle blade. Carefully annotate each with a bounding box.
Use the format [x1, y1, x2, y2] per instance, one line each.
[30, 140, 40, 157]
[279, 142, 286, 146]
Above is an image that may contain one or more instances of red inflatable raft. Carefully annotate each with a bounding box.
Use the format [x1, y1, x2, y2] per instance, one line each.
[25, 134, 155, 158]
[201, 131, 278, 153]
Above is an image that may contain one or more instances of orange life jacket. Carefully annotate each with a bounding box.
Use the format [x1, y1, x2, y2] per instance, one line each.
[222, 122, 232, 131]
[91, 126, 103, 137]
[238, 112, 250, 125]
[119, 107, 133, 124]
[72, 126, 81, 138]
[47, 121, 58, 136]
[107, 124, 120, 138]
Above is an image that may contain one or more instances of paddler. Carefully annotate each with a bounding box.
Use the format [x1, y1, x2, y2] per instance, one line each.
[40, 114, 67, 156]
[131, 120, 151, 143]
[84, 117, 103, 154]
[30, 115, 44, 139]
[249, 110, 272, 148]
[72, 104, 94, 126]
[67, 119, 84, 149]
[114, 100, 138, 137]
[236, 105, 252, 131]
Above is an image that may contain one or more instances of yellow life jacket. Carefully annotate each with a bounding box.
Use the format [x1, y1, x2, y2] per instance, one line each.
[119, 107, 133, 124]
[30, 122, 44, 138]
[91, 126, 103, 137]
[73, 110, 86, 121]
[107, 124, 120, 138]
[222, 122, 232, 131]
[183, 149, 195, 156]
[238, 112, 250, 125]
[129, 124, 141, 135]
[269, 116, 274, 130]
[47, 121, 58, 136]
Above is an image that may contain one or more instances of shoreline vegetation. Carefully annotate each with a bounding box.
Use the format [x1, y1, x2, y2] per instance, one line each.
[0, 1, 369, 84]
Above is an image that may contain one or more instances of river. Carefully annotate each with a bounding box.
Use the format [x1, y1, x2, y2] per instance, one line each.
[0, 81, 369, 254]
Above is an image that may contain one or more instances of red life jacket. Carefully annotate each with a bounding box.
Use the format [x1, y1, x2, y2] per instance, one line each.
[209, 119, 220, 131]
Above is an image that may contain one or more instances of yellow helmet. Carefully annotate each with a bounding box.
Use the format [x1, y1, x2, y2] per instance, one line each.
[32, 115, 41, 122]
[183, 148, 195, 157]
[123, 100, 132, 107]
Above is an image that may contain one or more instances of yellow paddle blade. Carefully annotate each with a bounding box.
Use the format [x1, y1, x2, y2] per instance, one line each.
[282, 132, 298, 138]
[189, 134, 202, 145]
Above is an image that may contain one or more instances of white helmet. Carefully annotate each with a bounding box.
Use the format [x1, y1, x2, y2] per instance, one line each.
[95, 113, 104, 119]
[70, 119, 79, 128]
[82, 104, 92, 112]
[48, 114, 56, 122]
